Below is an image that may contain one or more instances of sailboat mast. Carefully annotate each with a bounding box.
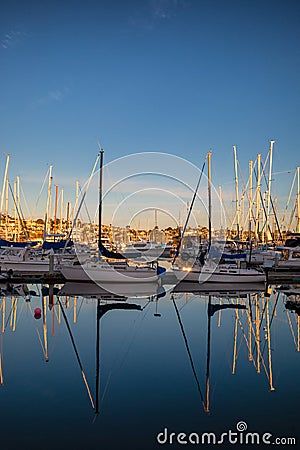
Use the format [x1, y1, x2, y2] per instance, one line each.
[13, 181, 17, 239]
[75, 181, 79, 229]
[60, 188, 64, 232]
[232, 302, 239, 375]
[2, 298, 6, 333]
[46, 165, 53, 236]
[205, 296, 212, 413]
[255, 294, 261, 373]
[249, 160, 253, 241]
[5, 178, 9, 239]
[42, 296, 49, 362]
[0, 153, 10, 223]
[297, 166, 300, 233]
[265, 140, 275, 242]
[266, 297, 275, 391]
[98, 146, 104, 253]
[255, 154, 261, 242]
[54, 185, 58, 234]
[95, 298, 101, 415]
[17, 176, 21, 238]
[219, 186, 223, 231]
[207, 152, 212, 251]
[233, 146, 240, 238]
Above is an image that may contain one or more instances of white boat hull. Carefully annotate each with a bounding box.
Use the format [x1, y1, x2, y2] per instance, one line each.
[60, 262, 159, 283]
[171, 265, 266, 283]
[1, 261, 50, 274]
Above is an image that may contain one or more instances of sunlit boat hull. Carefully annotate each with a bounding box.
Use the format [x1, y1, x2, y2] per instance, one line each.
[171, 264, 266, 283]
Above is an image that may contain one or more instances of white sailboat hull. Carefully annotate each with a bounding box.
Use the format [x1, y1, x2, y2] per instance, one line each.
[171, 264, 266, 283]
[276, 260, 300, 269]
[60, 262, 159, 283]
[0, 260, 50, 274]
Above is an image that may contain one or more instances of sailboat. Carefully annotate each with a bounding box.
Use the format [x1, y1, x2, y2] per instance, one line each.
[172, 260, 266, 283]
[60, 147, 164, 284]
[171, 152, 266, 284]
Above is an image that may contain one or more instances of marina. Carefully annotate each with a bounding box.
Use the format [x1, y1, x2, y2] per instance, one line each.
[2, 1, 300, 448]
[0, 279, 299, 449]
[0, 148, 299, 448]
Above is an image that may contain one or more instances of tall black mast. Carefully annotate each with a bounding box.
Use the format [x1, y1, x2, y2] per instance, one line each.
[98, 146, 104, 253]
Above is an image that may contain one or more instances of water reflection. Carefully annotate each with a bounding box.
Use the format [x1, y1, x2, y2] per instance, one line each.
[0, 280, 299, 448]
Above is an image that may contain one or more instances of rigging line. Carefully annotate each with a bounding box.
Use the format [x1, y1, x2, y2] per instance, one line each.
[286, 310, 297, 348]
[261, 292, 280, 356]
[287, 198, 297, 232]
[178, 296, 195, 312]
[246, 302, 270, 379]
[34, 167, 50, 214]
[20, 182, 33, 221]
[108, 167, 139, 231]
[172, 157, 206, 264]
[231, 159, 257, 230]
[172, 295, 205, 407]
[253, 166, 276, 240]
[63, 152, 100, 252]
[219, 191, 232, 229]
[248, 297, 272, 381]
[236, 160, 258, 231]
[94, 299, 152, 413]
[231, 301, 251, 358]
[8, 181, 30, 240]
[0, 352, 3, 385]
[281, 169, 297, 228]
[101, 370, 112, 403]
[109, 302, 151, 374]
[78, 185, 93, 225]
[53, 302, 60, 323]
[75, 297, 85, 319]
[36, 328, 47, 359]
[26, 301, 47, 358]
[252, 166, 268, 233]
[247, 297, 263, 362]
[57, 297, 95, 410]
[259, 160, 284, 241]
[4, 297, 18, 330]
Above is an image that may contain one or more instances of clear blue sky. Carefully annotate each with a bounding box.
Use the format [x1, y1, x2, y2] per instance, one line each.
[1, 0, 299, 223]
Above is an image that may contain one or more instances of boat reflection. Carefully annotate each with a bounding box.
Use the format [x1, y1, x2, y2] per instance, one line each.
[58, 280, 164, 299]
[57, 293, 144, 414]
[172, 292, 247, 413]
[172, 281, 266, 297]
[280, 284, 300, 352]
[171, 284, 281, 412]
[0, 280, 299, 417]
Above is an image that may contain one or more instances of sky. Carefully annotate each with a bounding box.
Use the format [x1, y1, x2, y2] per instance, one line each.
[1, 0, 300, 227]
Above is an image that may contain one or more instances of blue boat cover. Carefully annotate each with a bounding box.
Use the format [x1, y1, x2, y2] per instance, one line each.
[42, 240, 74, 250]
[0, 239, 37, 248]
[99, 242, 126, 259]
[157, 265, 166, 276]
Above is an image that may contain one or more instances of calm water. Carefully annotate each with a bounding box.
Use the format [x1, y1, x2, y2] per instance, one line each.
[0, 281, 299, 449]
